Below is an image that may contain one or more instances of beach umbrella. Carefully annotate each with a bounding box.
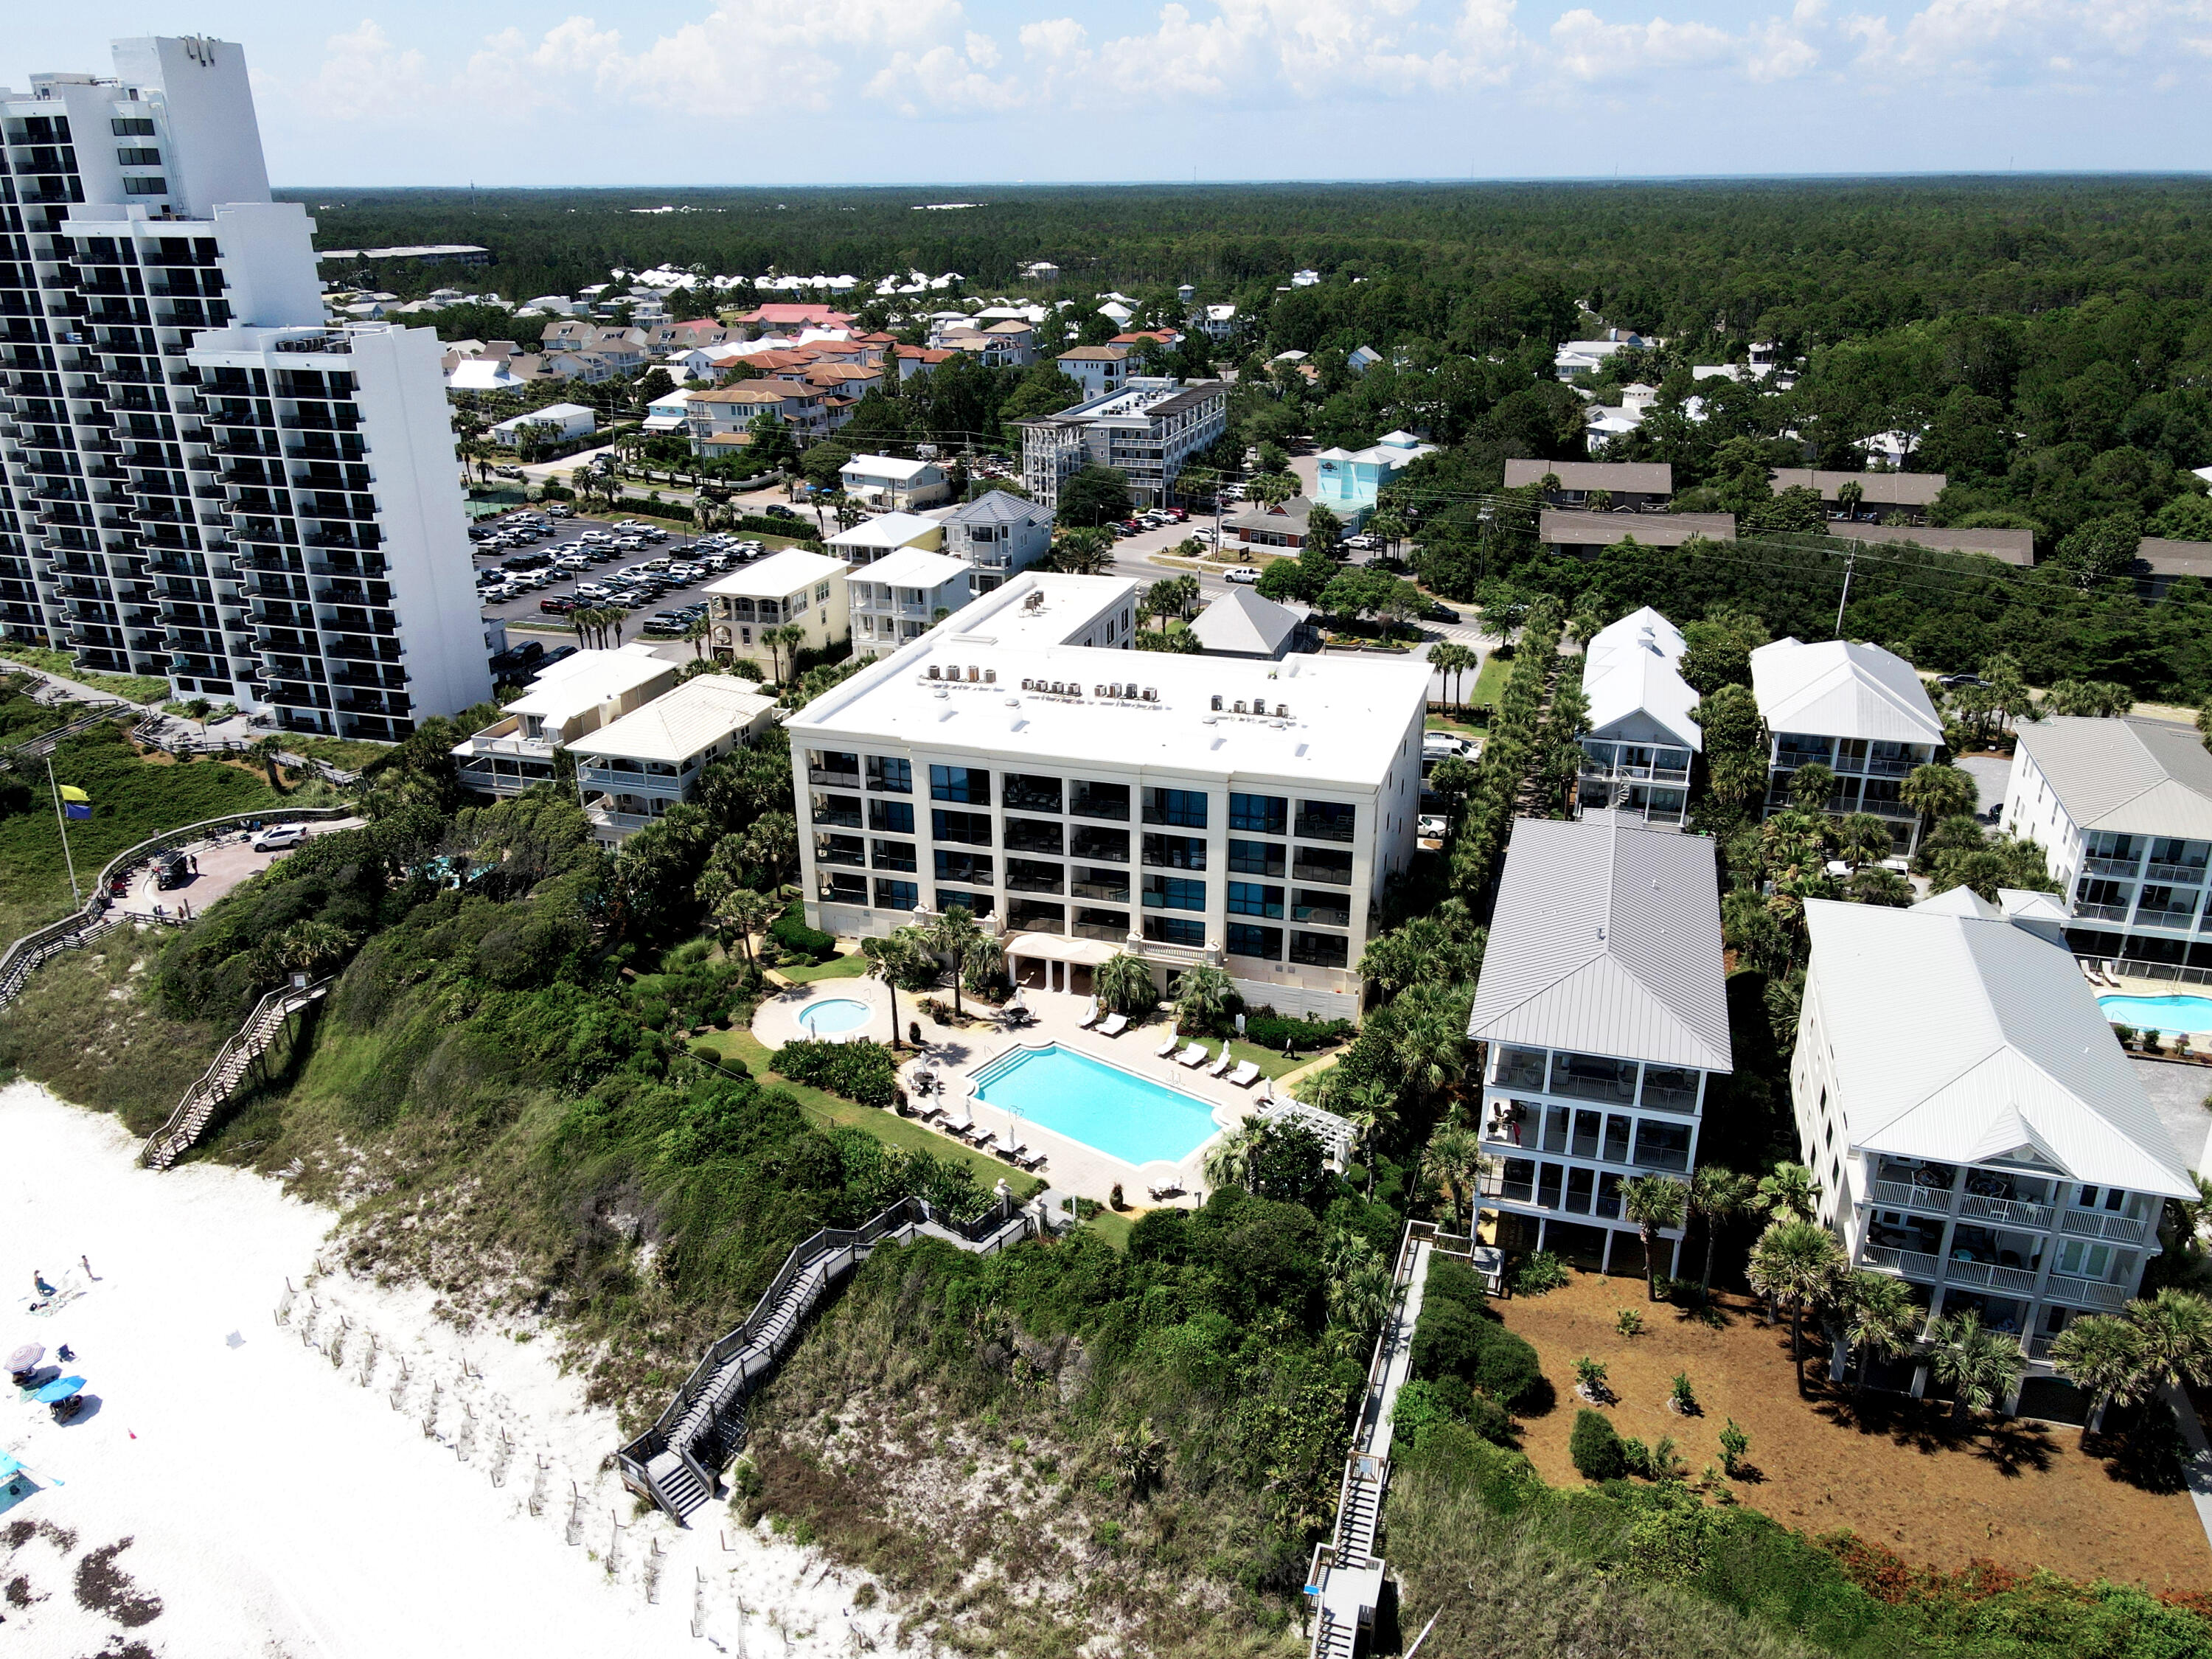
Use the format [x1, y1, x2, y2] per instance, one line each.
[7, 1343, 42, 1374]
[32, 1375, 84, 1404]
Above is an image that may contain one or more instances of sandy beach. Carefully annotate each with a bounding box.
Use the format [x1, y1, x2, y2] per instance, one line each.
[0, 1079, 912, 1658]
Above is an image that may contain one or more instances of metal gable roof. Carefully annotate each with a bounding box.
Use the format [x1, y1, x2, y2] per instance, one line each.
[1803, 897, 2196, 1197]
[1467, 817, 1732, 1073]
[1748, 637, 1942, 745]
[2014, 717, 2212, 841]
[1189, 585, 1301, 656]
[1582, 608, 1702, 751]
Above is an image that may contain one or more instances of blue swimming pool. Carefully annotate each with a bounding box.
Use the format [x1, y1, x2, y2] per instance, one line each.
[972, 1045, 1221, 1166]
[798, 997, 874, 1037]
[2099, 993, 2212, 1036]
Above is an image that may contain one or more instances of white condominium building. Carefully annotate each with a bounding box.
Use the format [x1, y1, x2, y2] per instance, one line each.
[1018, 378, 1228, 511]
[0, 37, 490, 733]
[568, 673, 778, 846]
[1468, 815, 1733, 1272]
[1576, 607, 1701, 829]
[847, 547, 972, 659]
[785, 571, 1426, 1018]
[2003, 716, 2212, 979]
[1793, 888, 2196, 1382]
[1750, 636, 1944, 855]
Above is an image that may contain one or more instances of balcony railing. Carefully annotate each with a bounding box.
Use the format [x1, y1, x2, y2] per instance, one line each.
[2073, 901, 2131, 923]
[1862, 1244, 1942, 1281]
[1291, 858, 1352, 886]
[1958, 1193, 2053, 1229]
[2084, 855, 2142, 878]
[807, 766, 860, 788]
[2135, 904, 2199, 927]
[2146, 861, 2208, 886]
[2043, 1273, 2129, 1311]
[1865, 756, 1917, 778]
[2060, 1208, 2154, 1244]
[1071, 880, 1129, 903]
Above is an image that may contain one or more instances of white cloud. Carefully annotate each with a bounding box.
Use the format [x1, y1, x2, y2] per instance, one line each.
[305, 21, 434, 121]
[1844, 0, 2212, 83]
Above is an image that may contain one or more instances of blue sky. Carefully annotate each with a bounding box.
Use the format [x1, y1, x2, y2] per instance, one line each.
[21, 4, 2210, 185]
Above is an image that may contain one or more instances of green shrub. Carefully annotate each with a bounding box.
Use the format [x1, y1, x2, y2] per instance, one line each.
[776, 1037, 898, 1107]
[1569, 1408, 1627, 1481]
[769, 906, 839, 962]
[1513, 1251, 1570, 1295]
[1242, 1012, 1356, 1051]
[1625, 1491, 1713, 1583]
[1410, 1298, 1545, 1410]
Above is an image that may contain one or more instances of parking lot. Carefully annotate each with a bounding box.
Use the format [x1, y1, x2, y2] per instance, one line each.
[470, 506, 813, 644]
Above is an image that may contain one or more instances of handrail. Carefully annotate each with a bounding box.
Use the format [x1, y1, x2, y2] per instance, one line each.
[139, 975, 330, 1168]
[0, 706, 121, 767]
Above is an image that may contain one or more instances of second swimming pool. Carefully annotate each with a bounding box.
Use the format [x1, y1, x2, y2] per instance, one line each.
[2098, 992, 2212, 1036]
[971, 1045, 1221, 1166]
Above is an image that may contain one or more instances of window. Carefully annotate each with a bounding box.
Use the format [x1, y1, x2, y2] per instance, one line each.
[1571, 1110, 1601, 1159]
[1227, 839, 1286, 877]
[820, 870, 865, 902]
[116, 147, 161, 167]
[1071, 825, 1130, 863]
[815, 580, 832, 602]
[1537, 1164, 1564, 1209]
[1075, 906, 1129, 937]
[1293, 888, 1351, 927]
[1004, 817, 1062, 855]
[1604, 1114, 1632, 1164]
[1143, 833, 1206, 871]
[1633, 1119, 1692, 1173]
[1291, 846, 1353, 886]
[1003, 773, 1062, 813]
[1494, 1046, 1548, 1090]
[1290, 931, 1349, 967]
[875, 878, 919, 910]
[1144, 787, 1209, 828]
[1229, 793, 1288, 835]
[810, 792, 860, 827]
[1226, 923, 1283, 961]
[1500, 1159, 1537, 1203]
[1295, 800, 1356, 842]
[1006, 898, 1065, 930]
[936, 888, 993, 917]
[1227, 881, 1284, 919]
[866, 755, 911, 793]
[931, 809, 992, 846]
[112, 118, 157, 136]
[933, 850, 992, 886]
[1565, 1167, 1594, 1214]
[871, 839, 917, 872]
[1596, 1172, 1624, 1220]
[1069, 780, 1130, 821]
[1144, 915, 1205, 947]
[869, 799, 914, 835]
[813, 833, 863, 867]
[1006, 858, 1064, 894]
[930, 764, 990, 804]
[789, 592, 808, 616]
[1144, 875, 1206, 911]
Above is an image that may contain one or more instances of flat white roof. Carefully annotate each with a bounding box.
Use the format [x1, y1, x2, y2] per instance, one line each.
[566, 675, 778, 764]
[851, 548, 972, 591]
[789, 599, 1428, 790]
[841, 455, 937, 480]
[827, 512, 941, 550]
[703, 549, 846, 599]
[502, 646, 670, 724]
[935, 573, 1137, 647]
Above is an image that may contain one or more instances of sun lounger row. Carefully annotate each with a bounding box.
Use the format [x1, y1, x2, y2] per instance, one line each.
[1076, 998, 1129, 1037]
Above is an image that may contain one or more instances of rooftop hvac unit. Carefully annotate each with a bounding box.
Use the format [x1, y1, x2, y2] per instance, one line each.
[1275, 703, 1288, 717]
[927, 664, 942, 678]
[1142, 687, 1157, 702]
[1210, 694, 1222, 711]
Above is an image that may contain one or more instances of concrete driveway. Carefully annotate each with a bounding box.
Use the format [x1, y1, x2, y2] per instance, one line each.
[117, 817, 365, 922]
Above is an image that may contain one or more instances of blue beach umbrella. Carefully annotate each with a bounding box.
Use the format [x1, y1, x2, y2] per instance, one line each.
[32, 1375, 84, 1403]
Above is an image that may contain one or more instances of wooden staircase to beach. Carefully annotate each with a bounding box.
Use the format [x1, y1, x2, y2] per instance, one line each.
[618, 1196, 1034, 1521]
[139, 978, 330, 1169]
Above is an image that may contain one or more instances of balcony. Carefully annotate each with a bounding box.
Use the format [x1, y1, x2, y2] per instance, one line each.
[1292, 857, 1352, 886]
[1868, 1178, 1955, 1218]
[1294, 811, 1356, 844]
[2147, 862, 2208, 886]
[1292, 899, 1352, 928]
[2060, 1208, 2154, 1245]
[1939, 1256, 2041, 1296]
[807, 765, 860, 788]
[1861, 1243, 1941, 1281]
[2084, 853, 2140, 877]
[1071, 880, 1130, 904]
[2135, 903, 2199, 928]
[2043, 1273, 2129, 1312]
[2072, 900, 2131, 924]
[1958, 1193, 2053, 1229]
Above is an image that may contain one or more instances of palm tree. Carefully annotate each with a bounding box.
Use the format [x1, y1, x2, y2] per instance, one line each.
[1340, 1080, 1398, 1197]
[1249, 471, 1296, 512]
[1745, 1219, 1846, 1391]
[764, 623, 809, 684]
[738, 811, 799, 888]
[1836, 479, 1864, 521]
[246, 735, 286, 792]
[1366, 504, 1408, 562]
[1619, 1174, 1689, 1302]
[2122, 1287, 2212, 1405]
[1840, 1270, 1923, 1397]
[1754, 1163, 1820, 1224]
[263, 919, 354, 983]
[924, 904, 983, 1018]
[1325, 1232, 1396, 1348]
[1203, 1120, 1267, 1192]
[1900, 762, 1977, 830]
[1107, 1417, 1166, 1497]
[961, 930, 1005, 1001]
[1428, 641, 1476, 713]
[682, 616, 712, 661]
[1835, 813, 1893, 869]
[1391, 995, 1471, 1101]
[1926, 1309, 2025, 1423]
[1094, 951, 1155, 1016]
[861, 927, 933, 1050]
[1421, 1124, 1490, 1234]
[714, 886, 775, 966]
[1688, 1165, 1755, 1300]
[1170, 964, 1235, 1034]
[2050, 1312, 2143, 1441]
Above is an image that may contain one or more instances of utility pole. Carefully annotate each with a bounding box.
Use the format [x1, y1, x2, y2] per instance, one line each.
[46, 753, 80, 905]
[1834, 544, 1857, 639]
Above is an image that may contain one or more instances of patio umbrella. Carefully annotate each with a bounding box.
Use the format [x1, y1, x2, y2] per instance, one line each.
[32, 1375, 84, 1404]
[7, 1343, 42, 1374]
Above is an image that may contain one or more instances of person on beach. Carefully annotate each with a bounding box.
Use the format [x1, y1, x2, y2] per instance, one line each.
[79, 1255, 94, 1279]
[32, 1270, 54, 1296]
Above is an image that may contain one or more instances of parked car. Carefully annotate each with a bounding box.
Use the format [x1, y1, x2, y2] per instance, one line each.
[1223, 566, 1262, 585]
[1425, 602, 1461, 623]
[1937, 672, 1988, 689]
[539, 595, 577, 614]
[764, 504, 800, 521]
[545, 504, 574, 518]
[251, 824, 310, 853]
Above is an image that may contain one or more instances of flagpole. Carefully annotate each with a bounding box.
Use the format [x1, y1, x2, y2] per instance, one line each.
[45, 754, 80, 906]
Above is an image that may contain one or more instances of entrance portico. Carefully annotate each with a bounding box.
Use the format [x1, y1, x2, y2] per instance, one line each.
[1003, 931, 1119, 996]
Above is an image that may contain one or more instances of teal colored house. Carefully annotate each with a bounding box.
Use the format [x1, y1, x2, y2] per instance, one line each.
[1311, 430, 1436, 527]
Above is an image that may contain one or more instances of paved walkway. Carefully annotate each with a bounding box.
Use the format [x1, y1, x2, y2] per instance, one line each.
[1364, 1237, 1433, 1461]
[2165, 1384, 2212, 1559]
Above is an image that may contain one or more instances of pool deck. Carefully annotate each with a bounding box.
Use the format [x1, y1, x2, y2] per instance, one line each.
[752, 978, 1274, 1205]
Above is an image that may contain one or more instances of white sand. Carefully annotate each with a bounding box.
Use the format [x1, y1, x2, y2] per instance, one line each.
[0, 1081, 917, 1658]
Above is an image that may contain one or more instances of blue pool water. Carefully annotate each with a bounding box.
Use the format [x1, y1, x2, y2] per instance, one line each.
[798, 997, 874, 1037]
[2099, 994, 2212, 1036]
[972, 1045, 1221, 1166]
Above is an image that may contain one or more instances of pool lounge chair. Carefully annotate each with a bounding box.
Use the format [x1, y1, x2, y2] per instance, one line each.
[1015, 1149, 1047, 1172]
[1077, 998, 1101, 1029]
[1227, 1060, 1262, 1088]
[1208, 1045, 1234, 1077]
[1155, 1025, 1182, 1057]
[1096, 1012, 1129, 1037]
[1176, 1041, 1209, 1068]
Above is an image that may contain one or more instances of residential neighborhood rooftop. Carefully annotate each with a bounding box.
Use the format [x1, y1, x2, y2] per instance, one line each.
[2013, 717, 2212, 841]
[1506, 459, 1673, 493]
[827, 512, 942, 552]
[1770, 468, 1947, 506]
[849, 547, 972, 591]
[563, 675, 777, 765]
[1540, 509, 1736, 547]
[1466, 815, 1733, 1073]
[1582, 606, 1703, 751]
[501, 645, 671, 727]
[1188, 585, 1306, 657]
[703, 548, 847, 599]
[1749, 636, 1944, 745]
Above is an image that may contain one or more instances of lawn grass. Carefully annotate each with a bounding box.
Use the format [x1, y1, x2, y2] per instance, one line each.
[708, 1028, 1039, 1197]
[0, 643, 170, 703]
[1467, 650, 1512, 708]
[778, 950, 871, 984]
[1083, 1208, 1135, 1249]
[0, 726, 279, 940]
[1223, 1034, 1318, 1081]
[275, 732, 394, 771]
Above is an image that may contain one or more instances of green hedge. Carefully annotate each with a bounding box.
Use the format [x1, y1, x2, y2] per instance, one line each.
[776, 1037, 898, 1107]
[1409, 1253, 1546, 1410]
[770, 908, 839, 963]
[1244, 1012, 1357, 1051]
